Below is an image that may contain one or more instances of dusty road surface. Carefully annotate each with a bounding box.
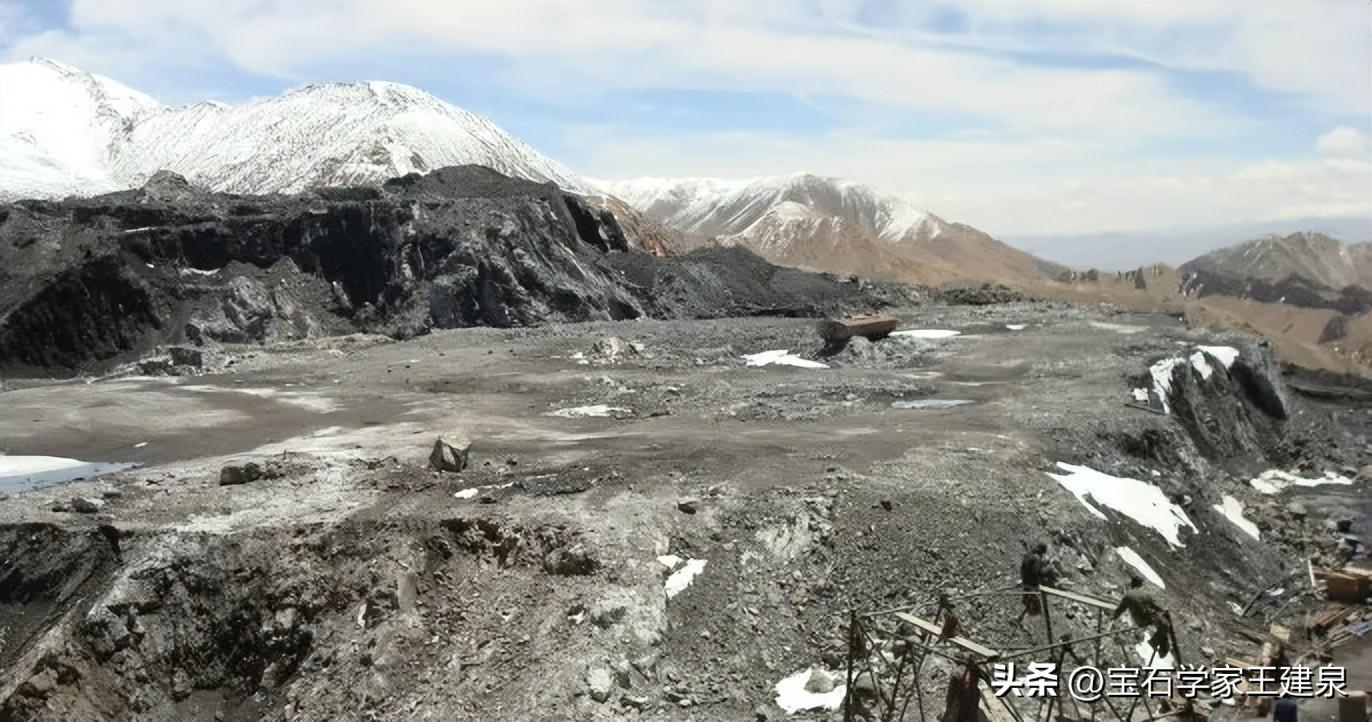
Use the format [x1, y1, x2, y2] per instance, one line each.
[2, 302, 1369, 721]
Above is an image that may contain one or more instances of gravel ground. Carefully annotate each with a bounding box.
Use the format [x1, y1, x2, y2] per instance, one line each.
[1, 301, 1369, 721]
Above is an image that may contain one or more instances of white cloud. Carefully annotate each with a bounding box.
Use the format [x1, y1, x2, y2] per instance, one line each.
[906, 1, 1371, 115]
[1316, 127, 1371, 157]
[1, 0, 1368, 241]
[573, 128, 1371, 236]
[3, 0, 1239, 139]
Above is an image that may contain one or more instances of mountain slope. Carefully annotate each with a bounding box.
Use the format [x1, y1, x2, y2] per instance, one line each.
[1180, 231, 1372, 290]
[0, 58, 587, 200]
[601, 173, 945, 243]
[0, 58, 160, 200]
[602, 173, 1056, 285]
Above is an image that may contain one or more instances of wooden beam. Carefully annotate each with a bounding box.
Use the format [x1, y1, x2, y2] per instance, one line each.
[893, 612, 1001, 659]
[1039, 585, 1116, 611]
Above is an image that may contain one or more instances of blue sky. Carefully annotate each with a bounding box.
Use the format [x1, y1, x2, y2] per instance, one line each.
[2, 0, 1369, 245]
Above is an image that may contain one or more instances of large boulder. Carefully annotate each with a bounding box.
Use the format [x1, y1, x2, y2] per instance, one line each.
[428, 435, 471, 473]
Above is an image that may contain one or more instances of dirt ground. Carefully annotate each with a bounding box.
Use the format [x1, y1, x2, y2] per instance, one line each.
[1, 301, 1369, 721]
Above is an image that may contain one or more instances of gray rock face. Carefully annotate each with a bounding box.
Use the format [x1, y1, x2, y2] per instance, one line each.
[219, 462, 264, 486]
[0, 166, 907, 374]
[69, 497, 104, 514]
[804, 668, 836, 693]
[586, 666, 614, 703]
[428, 435, 471, 473]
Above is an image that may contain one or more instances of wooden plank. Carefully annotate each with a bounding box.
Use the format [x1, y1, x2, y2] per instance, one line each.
[892, 612, 1001, 659]
[1039, 585, 1116, 611]
[979, 685, 1022, 722]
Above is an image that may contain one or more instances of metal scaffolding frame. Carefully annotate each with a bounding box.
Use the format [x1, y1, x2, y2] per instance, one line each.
[842, 584, 1187, 722]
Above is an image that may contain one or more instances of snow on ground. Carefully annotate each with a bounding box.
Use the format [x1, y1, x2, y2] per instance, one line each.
[1149, 358, 1182, 413]
[1212, 495, 1260, 540]
[0, 455, 87, 477]
[0, 455, 139, 492]
[1189, 345, 1239, 380]
[545, 404, 632, 418]
[1115, 546, 1165, 588]
[453, 481, 515, 500]
[664, 558, 707, 598]
[1131, 388, 1150, 403]
[1151, 345, 1241, 410]
[890, 329, 960, 339]
[656, 554, 682, 569]
[1006, 324, 1027, 331]
[891, 399, 973, 410]
[1196, 345, 1239, 368]
[774, 668, 846, 714]
[1188, 351, 1215, 380]
[1045, 462, 1198, 548]
[1250, 469, 1354, 494]
[742, 349, 829, 369]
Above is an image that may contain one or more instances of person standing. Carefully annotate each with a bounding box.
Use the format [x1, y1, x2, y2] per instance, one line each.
[1016, 542, 1050, 623]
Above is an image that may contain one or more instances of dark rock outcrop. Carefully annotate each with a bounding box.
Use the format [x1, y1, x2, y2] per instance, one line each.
[0, 166, 905, 374]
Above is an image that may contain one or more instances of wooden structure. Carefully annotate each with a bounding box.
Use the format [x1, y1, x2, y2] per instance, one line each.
[818, 314, 899, 343]
[843, 585, 1181, 722]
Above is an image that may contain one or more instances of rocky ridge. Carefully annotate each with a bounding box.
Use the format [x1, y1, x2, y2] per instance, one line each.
[0, 166, 911, 374]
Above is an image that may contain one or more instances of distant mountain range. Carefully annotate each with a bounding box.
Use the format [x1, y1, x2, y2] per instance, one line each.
[1181, 231, 1372, 290]
[2, 57, 1369, 373]
[601, 173, 1061, 286]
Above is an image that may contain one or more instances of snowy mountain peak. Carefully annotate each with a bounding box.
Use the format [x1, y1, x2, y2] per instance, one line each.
[601, 173, 945, 243]
[0, 59, 588, 200]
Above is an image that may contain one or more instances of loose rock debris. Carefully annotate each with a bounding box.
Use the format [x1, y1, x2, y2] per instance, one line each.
[0, 305, 1368, 721]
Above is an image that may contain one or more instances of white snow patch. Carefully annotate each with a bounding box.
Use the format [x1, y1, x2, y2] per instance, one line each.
[545, 404, 632, 418]
[1250, 469, 1354, 495]
[0, 454, 139, 491]
[1212, 495, 1260, 540]
[774, 668, 846, 714]
[1006, 324, 1027, 331]
[1189, 351, 1214, 380]
[1115, 546, 1165, 589]
[1149, 358, 1182, 413]
[453, 481, 514, 500]
[0, 455, 86, 477]
[133, 441, 148, 448]
[1045, 462, 1198, 548]
[1197, 345, 1239, 368]
[657, 554, 683, 569]
[742, 349, 828, 369]
[665, 558, 707, 598]
[890, 329, 960, 339]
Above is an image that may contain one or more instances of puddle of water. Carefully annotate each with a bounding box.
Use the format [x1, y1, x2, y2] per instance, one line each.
[890, 399, 974, 410]
[0, 455, 140, 493]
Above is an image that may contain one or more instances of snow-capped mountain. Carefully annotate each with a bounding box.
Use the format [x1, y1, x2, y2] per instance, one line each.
[0, 57, 588, 200]
[601, 173, 947, 244]
[0, 58, 161, 200]
[601, 173, 1055, 285]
